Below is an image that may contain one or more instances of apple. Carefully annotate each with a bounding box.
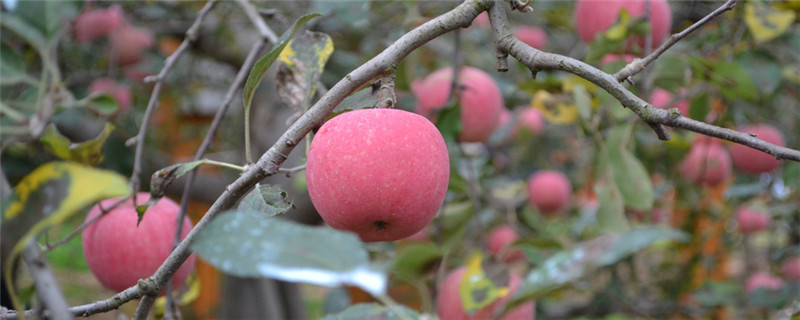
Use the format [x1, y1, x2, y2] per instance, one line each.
[412, 66, 503, 142]
[745, 272, 784, 293]
[519, 108, 544, 135]
[781, 257, 800, 281]
[487, 225, 525, 263]
[108, 24, 154, 66]
[82, 192, 195, 293]
[74, 4, 125, 43]
[437, 267, 535, 320]
[472, 12, 490, 28]
[728, 124, 785, 174]
[89, 78, 132, 113]
[574, 0, 672, 50]
[735, 206, 770, 234]
[600, 53, 636, 66]
[513, 26, 548, 49]
[649, 88, 689, 116]
[527, 170, 572, 216]
[306, 109, 450, 242]
[679, 138, 731, 186]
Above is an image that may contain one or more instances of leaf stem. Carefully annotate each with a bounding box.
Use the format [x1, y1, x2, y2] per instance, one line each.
[0, 102, 27, 123]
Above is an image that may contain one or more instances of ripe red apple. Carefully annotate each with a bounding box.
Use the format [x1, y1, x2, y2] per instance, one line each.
[89, 78, 132, 113]
[728, 124, 785, 174]
[82, 193, 195, 293]
[527, 170, 572, 216]
[781, 257, 800, 281]
[649, 88, 689, 116]
[745, 272, 784, 293]
[472, 12, 490, 28]
[487, 225, 525, 263]
[735, 206, 771, 234]
[679, 138, 731, 186]
[306, 109, 450, 242]
[108, 24, 154, 66]
[437, 267, 535, 320]
[74, 4, 125, 43]
[513, 26, 548, 49]
[600, 53, 636, 66]
[574, 0, 672, 50]
[412, 66, 503, 142]
[519, 108, 544, 135]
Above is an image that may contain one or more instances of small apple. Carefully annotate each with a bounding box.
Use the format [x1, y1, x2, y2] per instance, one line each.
[745, 272, 784, 293]
[472, 12, 490, 28]
[437, 267, 535, 320]
[728, 124, 785, 174]
[600, 53, 636, 66]
[108, 24, 154, 66]
[735, 206, 770, 234]
[412, 66, 503, 142]
[74, 4, 125, 43]
[679, 138, 731, 186]
[781, 257, 800, 281]
[487, 225, 525, 263]
[574, 0, 672, 50]
[89, 78, 132, 113]
[527, 170, 572, 216]
[306, 109, 450, 242]
[82, 193, 195, 294]
[513, 26, 547, 49]
[649, 88, 689, 116]
[519, 108, 544, 135]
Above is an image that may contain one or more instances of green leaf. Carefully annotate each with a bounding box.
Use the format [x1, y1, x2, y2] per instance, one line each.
[149, 160, 205, 199]
[692, 282, 741, 307]
[191, 210, 387, 295]
[594, 172, 628, 233]
[88, 93, 120, 116]
[0, 43, 36, 86]
[595, 226, 689, 266]
[737, 51, 783, 96]
[331, 86, 380, 114]
[391, 242, 442, 283]
[276, 30, 334, 110]
[435, 103, 462, 143]
[688, 93, 710, 121]
[605, 124, 654, 211]
[39, 123, 115, 166]
[0, 12, 47, 54]
[320, 303, 419, 320]
[14, 1, 77, 40]
[711, 61, 758, 102]
[572, 84, 592, 122]
[243, 13, 322, 113]
[237, 183, 293, 217]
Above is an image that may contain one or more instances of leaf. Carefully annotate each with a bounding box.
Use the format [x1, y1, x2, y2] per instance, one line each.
[712, 61, 758, 102]
[332, 85, 380, 114]
[276, 30, 334, 110]
[459, 254, 509, 314]
[744, 2, 796, 43]
[0, 12, 46, 53]
[237, 183, 293, 217]
[88, 93, 120, 116]
[606, 124, 654, 211]
[243, 13, 322, 113]
[604, 9, 631, 41]
[191, 210, 387, 295]
[737, 51, 783, 96]
[782, 64, 800, 85]
[149, 160, 205, 199]
[320, 303, 419, 320]
[594, 171, 629, 233]
[434, 103, 462, 143]
[14, 1, 77, 40]
[572, 83, 592, 122]
[0, 43, 36, 86]
[39, 123, 115, 166]
[595, 226, 689, 266]
[391, 243, 442, 283]
[530, 90, 578, 124]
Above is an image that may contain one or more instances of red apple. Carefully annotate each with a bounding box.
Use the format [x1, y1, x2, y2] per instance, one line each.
[89, 78, 132, 113]
[574, 0, 672, 50]
[437, 267, 535, 320]
[306, 109, 450, 242]
[649, 88, 689, 116]
[519, 108, 544, 135]
[728, 124, 785, 174]
[527, 170, 572, 216]
[600, 53, 636, 66]
[513, 26, 548, 49]
[472, 12, 490, 28]
[74, 4, 126, 43]
[679, 139, 731, 186]
[745, 272, 784, 293]
[412, 66, 503, 142]
[735, 206, 771, 234]
[487, 225, 525, 263]
[781, 257, 800, 281]
[82, 193, 195, 293]
[108, 24, 154, 66]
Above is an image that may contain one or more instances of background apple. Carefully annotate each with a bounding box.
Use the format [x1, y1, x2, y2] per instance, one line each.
[82, 193, 195, 293]
[89, 78, 132, 114]
[735, 206, 771, 234]
[306, 109, 450, 242]
[527, 170, 572, 216]
[108, 24, 154, 66]
[745, 272, 784, 293]
[519, 108, 544, 135]
[574, 0, 672, 51]
[649, 88, 689, 116]
[73, 4, 125, 43]
[513, 26, 547, 49]
[781, 257, 800, 281]
[412, 66, 503, 142]
[487, 225, 525, 263]
[679, 138, 731, 186]
[728, 124, 785, 174]
[437, 267, 535, 320]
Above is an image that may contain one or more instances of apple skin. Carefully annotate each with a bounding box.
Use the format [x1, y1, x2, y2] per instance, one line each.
[728, 124, 785, 174]
[513, 26, 547, 49]
[412, 67, 503, 142]
[82, 193, 195, 294]
[679, 139, 731, 186]
[108, 24, 154, 66]
[745, 272, 784, 293]
[735, 206, 770, 234]
[437, 267, 535, 320]
[574, 0, 672, 50]
[781, 257, 800, 281]
[527, 170, 572, 216]
[519, 108, 544, 135]
[487, 226, 525, 263]
[89, 78, 132, 113]
[649, 88, 689, 116]
[74, 4, 125, 43]
[306, 109, 450, 242]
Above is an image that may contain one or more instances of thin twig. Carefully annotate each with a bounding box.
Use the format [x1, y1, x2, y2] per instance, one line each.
[21, 241, 73, 320]
[279, 164, 307, 177]
[42, 198, 128, 252]
[614, 0, 737, 82]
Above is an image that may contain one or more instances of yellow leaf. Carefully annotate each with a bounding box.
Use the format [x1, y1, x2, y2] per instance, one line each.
[278, 39, 296, 66]
[154, 274, 201, 317]
[783, 65, 800, 84]
[530, 90, 579, 124]
[604, 9, 631, 41]
[744, 2, 796, 43]
[459, 253, 509, 314]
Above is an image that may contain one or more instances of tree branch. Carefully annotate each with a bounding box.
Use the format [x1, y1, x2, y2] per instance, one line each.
[21, 242, 73, 320]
